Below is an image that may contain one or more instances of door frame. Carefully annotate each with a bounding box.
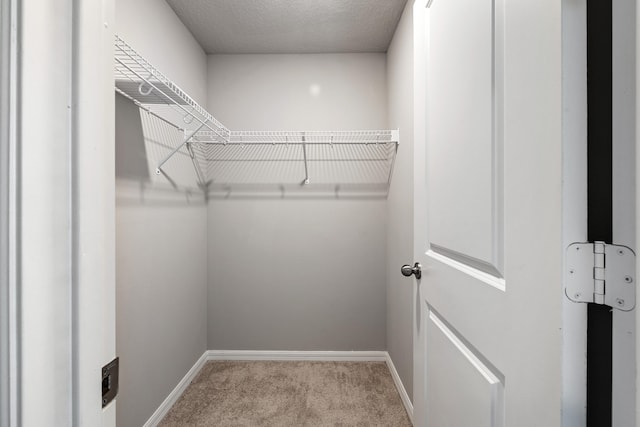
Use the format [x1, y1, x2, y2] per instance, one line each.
[636, 0, 640, 422]
[3, 0, 116, 425]
[72, 0, 116, 425]
[412, 0, 428, 424]
[562, 1, 589, 425]
[0, 0, 18, 425]
[563, 1, 637, 425]
[14, 1, 77, 422]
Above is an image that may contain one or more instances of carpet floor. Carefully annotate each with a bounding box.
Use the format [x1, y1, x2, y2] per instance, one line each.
[158, 360, 412, 426]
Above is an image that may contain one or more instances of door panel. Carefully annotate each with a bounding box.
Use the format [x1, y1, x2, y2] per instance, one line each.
[427, 0, 501, 272]
[426, 309, 504, 427]
[425, 0, 506, 395]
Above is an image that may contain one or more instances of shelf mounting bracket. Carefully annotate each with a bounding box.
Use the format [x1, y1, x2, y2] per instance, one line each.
[301, 132, 310, 185]
[155, 121, 208, 174]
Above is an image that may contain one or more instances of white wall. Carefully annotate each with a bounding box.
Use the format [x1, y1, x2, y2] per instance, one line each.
[386, 1, 414, 401]
[206, 53, 389, 350]
[207, 54, 387, 130]
[114, 1, 208, 426]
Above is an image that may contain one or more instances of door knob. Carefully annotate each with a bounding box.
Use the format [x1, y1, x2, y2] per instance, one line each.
[401, 262, 422, 279]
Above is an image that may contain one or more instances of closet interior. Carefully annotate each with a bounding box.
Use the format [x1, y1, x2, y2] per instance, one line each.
[115, 1, 413, 425]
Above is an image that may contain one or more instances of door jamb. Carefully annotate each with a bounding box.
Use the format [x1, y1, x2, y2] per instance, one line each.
[411, 1, 429, 425]
[0, 0, 19, 425]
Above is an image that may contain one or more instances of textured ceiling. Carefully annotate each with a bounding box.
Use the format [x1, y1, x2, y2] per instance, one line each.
[165, 0, 408, 54]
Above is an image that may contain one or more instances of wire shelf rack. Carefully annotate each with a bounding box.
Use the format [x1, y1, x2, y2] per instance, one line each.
[114, 35, 399, 195]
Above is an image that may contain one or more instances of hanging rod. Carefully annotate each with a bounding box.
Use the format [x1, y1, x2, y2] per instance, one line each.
[193, 129, 399, 145]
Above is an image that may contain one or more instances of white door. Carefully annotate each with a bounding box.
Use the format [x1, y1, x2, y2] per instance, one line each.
[411, 0, 564, 425]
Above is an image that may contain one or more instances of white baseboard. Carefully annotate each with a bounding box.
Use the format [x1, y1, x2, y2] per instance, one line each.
[142, 351, 208, 427]
[206, 349, 387, 361]
[144, 350, 413, 426]
[385, 352, 414, 424]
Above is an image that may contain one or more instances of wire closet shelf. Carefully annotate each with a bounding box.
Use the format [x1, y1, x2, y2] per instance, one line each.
[114, 35, 399, 193]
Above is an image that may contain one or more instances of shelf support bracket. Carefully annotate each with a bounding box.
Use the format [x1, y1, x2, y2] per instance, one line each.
[186, 141, 207, 187]
[301, 132, 310, 185]
[155, 121, 208, 174]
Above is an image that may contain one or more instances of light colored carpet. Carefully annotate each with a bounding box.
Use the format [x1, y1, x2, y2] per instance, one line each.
[158, 360, 412, 426]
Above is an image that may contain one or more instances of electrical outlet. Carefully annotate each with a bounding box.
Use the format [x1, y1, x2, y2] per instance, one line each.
[102, 357, 119, 408]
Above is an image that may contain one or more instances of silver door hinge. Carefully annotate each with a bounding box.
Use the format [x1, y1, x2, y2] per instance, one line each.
[565, 241, 636, 311]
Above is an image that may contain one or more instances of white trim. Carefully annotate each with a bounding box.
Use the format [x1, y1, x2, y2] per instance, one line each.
[384, 352, 414, 424]
[144, 350, 413, 426]
[0, 0, 14, 424]
[206, 350, 387, 361]
[428, 312, 500, 385]
[142, 352, 209, 427]
[636, 0, 640, 419]
[427, 249, 506, 292]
